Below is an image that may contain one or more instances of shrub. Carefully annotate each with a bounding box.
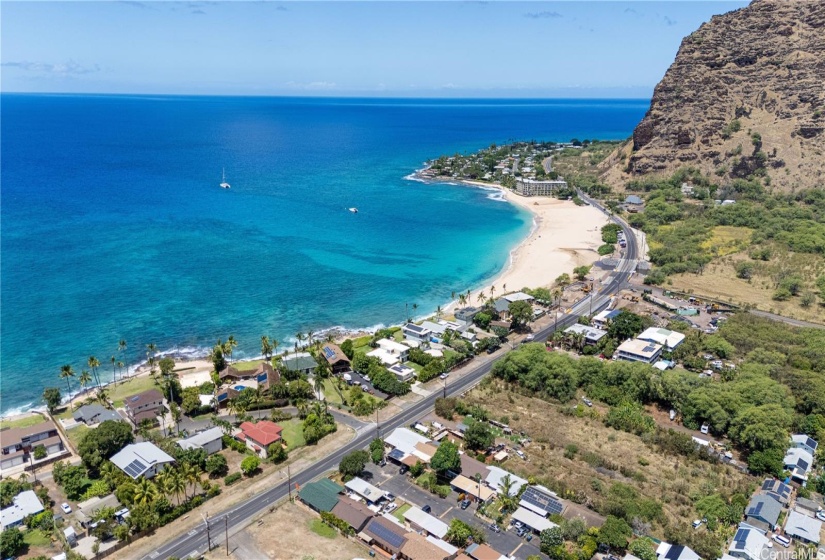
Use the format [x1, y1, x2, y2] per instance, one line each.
[205, 454, 229, 477]
[240, 456, 261, 476]
[224, 473, 242, 486]
[222, 435, 249, 454]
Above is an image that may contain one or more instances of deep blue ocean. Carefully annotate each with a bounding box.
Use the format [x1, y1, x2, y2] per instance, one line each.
[0, 95, 647, 413]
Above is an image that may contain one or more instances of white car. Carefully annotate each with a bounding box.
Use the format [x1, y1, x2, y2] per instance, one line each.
[700, 423, 710, 435]
[439, 373, 449, 380]
[61, 502, 72, 514]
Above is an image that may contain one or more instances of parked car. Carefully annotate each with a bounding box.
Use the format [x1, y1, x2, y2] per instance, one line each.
[516, 527, 528, 537]
[384, 493, 395, 501]
[383, 503, 398, 514]
[525, 534, 533, 542]
[816, 510, 825, 522]
[460, 499, 471, 510]
[772, 535, 790, 548]
[61, 503, 72, 514]
[700, 423, 710, 435]
[692, 519, 702, 529]
[489, 523, 501, 533]
[422, 505, 432, 514]
[669, 409, 677, 421]
[399, 465, 409, 475]
[439, 373, 448, 380]
[582, 397, 593, 407]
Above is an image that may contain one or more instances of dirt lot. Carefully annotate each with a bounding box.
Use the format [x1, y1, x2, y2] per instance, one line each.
[213, 501, 369, 560]
[462, 380, 757, 535]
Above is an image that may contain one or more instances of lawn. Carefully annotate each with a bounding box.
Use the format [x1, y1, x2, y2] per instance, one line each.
[322, 379, 344, 406]
[23, 529, 52, 547]
[392, 503, 411, 523]
[66, 424, 90, 449]
[279, 419, 306, 451]
[109, 375, 160, 408]
[232, 359, 266, 372]
[308, 518, 337, 539]
[0, 414, 46, 430]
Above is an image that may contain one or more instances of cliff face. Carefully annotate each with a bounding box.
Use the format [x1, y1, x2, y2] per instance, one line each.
[602, 0, 825, 191]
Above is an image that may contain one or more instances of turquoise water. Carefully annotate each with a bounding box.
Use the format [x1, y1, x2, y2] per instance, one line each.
[0, 95, 647, 412]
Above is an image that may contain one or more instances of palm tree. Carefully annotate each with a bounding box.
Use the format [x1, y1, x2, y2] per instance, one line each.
[412, 303, 418, 318]
[295, 332, 306, 351]
[132, 478, 158, 506]
[225, 335, 237, 364]
[498, 474, 516, 512]
[436, 305, 443, 320]
[110, 356, 117, 384]
[78, 369, 93, 393]
[181, 463, 201, 499]
[502, 283, 507, 293]
[117, 361, 125, 380]
[59, 365, 75, 407]
[118, 339, 128, 379]
[458, 294, 467, 307]
[146, 342, 157, 360]
[270, 338, 279, 360]
[88, 356, 101, 388]
[490, 285, 497, 301]
[307, 330, 315, 349]
[261, 336, 272, 361]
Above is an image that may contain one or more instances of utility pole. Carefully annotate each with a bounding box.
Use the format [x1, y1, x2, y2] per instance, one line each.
[375, 409, 380, 439]
[202, 512, 211, 551]
[287, 464, 292, 502]
[225, 515, 229, 556]
[443, 376, 447, 399]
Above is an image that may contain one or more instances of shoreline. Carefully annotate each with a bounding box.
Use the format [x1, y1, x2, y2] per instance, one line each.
[1, 175, 608, 418]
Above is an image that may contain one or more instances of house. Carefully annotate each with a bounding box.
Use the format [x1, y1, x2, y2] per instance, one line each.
[123, 389, 165, 426]
[519, 485, 565, 517]
[502, 292, 535, 304]
[592, 309, 621, 330]
[399, 531, 452, 560]
[454, 307, 480, 323]
[793, 497, 820, 516]
[177, 427, 223, 455]
[759, 478, 792, 505]
[728, 523, 771, 560]
[624, 195, 644, 212]
[412, 442, 438, 464]
[0, 490, 44, 529]
[321, 343, 351, 374]
[385, 428, 431, 457]
[449, 474, 495, 503]
[485, 466, 527, 496]
[237, 421, 282, 458]
[512, 506, 558, 533]
[1, 420, 65, 469]
[403, 505, 449, 538]
[345, 477, 385, 504]
[75, 494, 121, 529]
[388, 363, 416, 383]
[784, 510, 821, 544]
[465, 542, 509, 560]
[362, 515, 408, 556]
[282, 353, 318, 376]
[637, 327, 686, 350]
[330, 496, 374, 533]
[110, 442, 175, 480]
[215, 386, 240, 407]
[252, 361, 280, 390]
[426, 536, 458, 557]
[744, 494, 781, 533]
[563, 324, 608, 346]
[298, 478, 343, 512]
[783, 447, 814, 484]
[367, 339, 411, 367]
[656, 542, 701, 560]
[402, 323, 433, 344]
[455, 453, 490, 480]
[616, 339, 663, 364]
[790, 434, 818, 457]
[72, 404, 122, 426]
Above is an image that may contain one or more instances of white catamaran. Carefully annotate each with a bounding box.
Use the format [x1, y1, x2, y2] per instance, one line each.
[220, 168, 231, 189]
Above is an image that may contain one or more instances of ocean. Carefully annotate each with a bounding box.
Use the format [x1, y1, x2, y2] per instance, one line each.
[0, 95, 647, 413]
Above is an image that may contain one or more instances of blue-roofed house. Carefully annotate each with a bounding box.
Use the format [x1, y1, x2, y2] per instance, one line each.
[593, 309, 622, 330]
[744, 494, 781, 533]
[783, 447, 814, 485]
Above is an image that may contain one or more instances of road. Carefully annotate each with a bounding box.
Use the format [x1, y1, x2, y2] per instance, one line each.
[142, 190, 638, 560]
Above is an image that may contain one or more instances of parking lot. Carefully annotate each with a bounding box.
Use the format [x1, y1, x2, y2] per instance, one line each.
[362, 462, 544, 559]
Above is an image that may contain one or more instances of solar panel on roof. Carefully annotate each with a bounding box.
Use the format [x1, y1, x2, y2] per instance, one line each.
[123, 458, 147, 478]
[762, 480, 772, 491]
[368, 520, 406, 549]
[806, 437, 816, 449]
[749, 502, 763, 516]
[734, 528, 749, 548]
[323, 347, 335, 359]
[521, 487, 564, 515]
[798, 459, 809, 470]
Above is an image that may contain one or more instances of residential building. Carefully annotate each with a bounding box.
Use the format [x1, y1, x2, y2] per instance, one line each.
[656, 542, 701, 560]
[123, 389, 165, 426]
[110, 442, 175, 480]
[794, 497, 820, 516]
[728, 523, 771, 560]
[0, 490, 44, 529]
[744, 494, 781, 533]
[592, 309, 621, 330]
[297, 478, 343, 513]
[321, 343, 351, 374]
[515, 177, 568, 196]
[388, 363, 416, 383]
[512, 506, 557, 533]
[790, 434, 818, 457]
[454, 307, 480, 323]
[759, 478, 792, 505]
[385, 428, 431, 456]
[75, 494, 121, 529]
[252, 361, 280, 390]
[485, 466, 527, 497]
[465, 542, 509, 560]
[72, 404, 122, 426]
[426, 536, 458, 557]
[362, 515, 408, 556]
[345, 477, 385, 504]
[281, 353, 318, 376]
[237, 421, 283, 458]
[403, 506, 449, 538]
[502, 292, 535, 304]
[616, 339, 663, 364]
[399, 532, 452, 560]
[330, 496, 374, 533]
[402, 323, 433, 343]
[449, 474, 496, 503]
[177, 427, 223, 455]
[637, 327, 686, 350]
[1, 420, 65, 469]
[784, 510, 821, 545]
[624, 195, 644, 212]
[456, 453, 490, 480]
[563, 324, 608, 346]
[519, 485, 565, 517]
[783, 447, 814, 484]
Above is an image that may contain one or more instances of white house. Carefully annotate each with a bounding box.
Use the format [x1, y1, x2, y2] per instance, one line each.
[783, 447, 814, 484]
[616, 339, 663, 364]
[784, 510, 821, 545]
[511, 506, 557, 533]
[177, 427, 223, 455]
[790, 434, 818, 457]
[0, 490, 44, 529]
[110, 442, 175, 480]
[637, 327, 686, 350]
[592, 309, 621, 330]
[563, 324, 608, 345]
[485, 466, 527, 497]
[344, 477, 384, 504]
[385, 428, 431, 455]
[402, 323, 432, 343]
[728, 524, 771, 560]
[403, 505, 449, 539]
[388, 363, 416, 383]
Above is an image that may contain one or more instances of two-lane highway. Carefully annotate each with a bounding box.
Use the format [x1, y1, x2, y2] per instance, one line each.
[142, 190, 639, 560]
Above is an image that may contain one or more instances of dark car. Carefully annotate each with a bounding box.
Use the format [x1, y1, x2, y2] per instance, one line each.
[460, 499, 471, 510]
[399, 465, 409, 475]
[422, 505, 432, 514]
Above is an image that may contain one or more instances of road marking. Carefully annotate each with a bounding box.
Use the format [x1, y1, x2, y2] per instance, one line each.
[510, 543, 524, 556]
[149, 552, 160, 558]
[439, 507, 453, 519]
[187, 529, 198, 536]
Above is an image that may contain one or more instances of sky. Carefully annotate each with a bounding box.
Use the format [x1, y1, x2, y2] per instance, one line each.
[1, 1, 748, 98]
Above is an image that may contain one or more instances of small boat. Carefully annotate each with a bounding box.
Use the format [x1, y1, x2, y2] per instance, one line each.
[348, 207, 358, 214]
[220, 168, 231, 189]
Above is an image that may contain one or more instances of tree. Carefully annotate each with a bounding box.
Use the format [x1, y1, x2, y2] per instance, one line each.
[629, 538, 657, 560]
[369, 438, 384, 464]
[88, 356, 102, 388]
[42, 387, 62, 414]
[131, 478, 158, 506]
[77, 419, 135, 475]
[205, 454, 228, 477]
[573, 265, 592, 281]
[59, 364, 75, 404]
[508, 300, 533, 329]
[78, 369, 93, 393]
[464, 422, 494, 451]
[269, 443, 288, 464]
[540, 526, 564, 554]
[598, 515, 633, 550]
[430, 441, 460, 474]
[339, 450, 369, 480]
[240, 455, 260, 476]
[340, 339, 354, 360]
[0, 528, 24, 558]
[607, 311, 646, 341]
[746, 448, 785, 477]
[33, 445, 47, 460]
[445, 518, 484, 547]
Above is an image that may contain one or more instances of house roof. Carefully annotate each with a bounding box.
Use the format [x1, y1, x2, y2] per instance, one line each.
[403, 323, 432, 335]
[298, 479, 343, 512]
[345, 477, 384, 502]
[321, 343, 350, 365]
[519, 485, 565, 516]
[617, 338, 662, 358]
[177, 427, 223, 451]
[593, 309, 622, 323]
[450, 474, 496, 501]
[794, 497, 820, 512]
[283, 353, 318, 371]
[111, 442, 175, 479]
[426, 535, 458, 555]
[760, 478, 791, 503]
[385, 427, 431, 455]
[0, 419, 58, 447]
[0, 490, 44, 529]
[367, 348, 400, 366]
[459, 453, 490, 479]
[400, 531, 450, 560]
[791, 433, 818, 451]
[421, 321, 447, 335]
[239, 420, 282, 447]
[330, 496, 374, 532]
[783, 447, 813, 476]
[75, 494, 121, 524]
[638, 327, 686, 349]
[376, 338, 409, 354]
[413, 442, 438, 462]
[124, 389, 164, 412]
[512, 506, 558, 532]
[363, 516, 408, 553]
[625, 195, 644, 205]
[784, 510, 821, 544]
[729, 523, 770, 560]
[485, 466, 527, 496]
[72, 404, 122, 424]
[745, 494, 781, 526]
[502, 292, 534, 303]
[564, 323, 608, 342]
[657, 543, 700, 560]
[465, 542, 507, 560]
[403, 505, 449, 538]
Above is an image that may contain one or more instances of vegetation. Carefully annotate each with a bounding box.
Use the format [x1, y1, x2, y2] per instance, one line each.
[444, 518, 486, 547]
[77, 419, 134, 476]
[338, 450, 369, 481]
[430, 441, 461, 474]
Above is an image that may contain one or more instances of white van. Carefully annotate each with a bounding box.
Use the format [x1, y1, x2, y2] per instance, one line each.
[772, 535, 790, 548]
[700, 423, 710, 435]
[669, 410, 677, 421]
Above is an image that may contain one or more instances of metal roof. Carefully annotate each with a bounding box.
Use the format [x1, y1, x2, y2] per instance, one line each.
[512, 506, 557, 532]
[403, 506, 449, 538]
[746, 494, 781, 525]
[110, 442, 175, 479]
[784, 510, 822, 544]
[0, 490, 44, 529]
[298, 479, 343, 512]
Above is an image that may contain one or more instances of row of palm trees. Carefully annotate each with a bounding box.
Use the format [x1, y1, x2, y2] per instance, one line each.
[449, 284, 509, 310]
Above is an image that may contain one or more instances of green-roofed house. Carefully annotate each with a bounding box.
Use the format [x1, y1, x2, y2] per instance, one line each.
[298, 478, 344, 513]
[282, 352, 319, 376]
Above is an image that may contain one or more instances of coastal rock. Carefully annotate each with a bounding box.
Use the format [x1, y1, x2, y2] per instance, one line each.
[602, 0, 825, 191]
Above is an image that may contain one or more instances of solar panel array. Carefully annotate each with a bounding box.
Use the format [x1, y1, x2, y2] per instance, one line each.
[806, 437, 817, 450]
[797, 458, 809, 470]
[387, 449, 405, 461]
[733, 528, 749, 549]
[761, 479, 791, 500]
[521, 487, 564, 515]
[761, 480, 772, 491]
[123, 459, 147, 478]
[323, 346, 336, 360]
[748, 501, 763, 516]
[368, 520, 406, 549]
[643, 344, 658, 353]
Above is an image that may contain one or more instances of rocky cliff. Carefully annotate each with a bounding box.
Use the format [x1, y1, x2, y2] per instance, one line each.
[602, 0, 825, 191]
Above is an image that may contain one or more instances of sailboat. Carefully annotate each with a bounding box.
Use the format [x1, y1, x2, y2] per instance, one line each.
[348, 207, 358, 214]
[220, 168, 231, 189]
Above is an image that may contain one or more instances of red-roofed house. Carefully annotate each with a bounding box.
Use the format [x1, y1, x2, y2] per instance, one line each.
[236, 420, 283, 459]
